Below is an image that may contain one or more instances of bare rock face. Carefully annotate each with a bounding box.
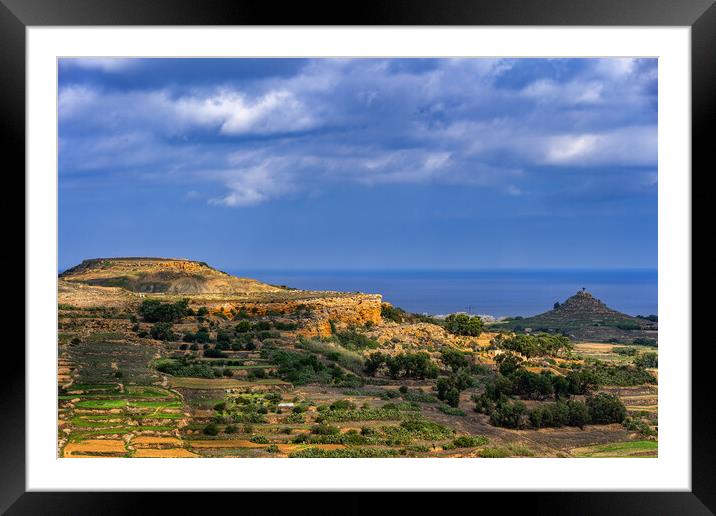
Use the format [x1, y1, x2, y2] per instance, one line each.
[365, 322, 495, 352]
[210, 294, 383, 337]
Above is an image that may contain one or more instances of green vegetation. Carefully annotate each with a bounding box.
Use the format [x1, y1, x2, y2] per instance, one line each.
[150, 322, 175, 341]
[436, 368, 474, 407]
[332, 330, 379, 351]
[572, 440, 657, 458]
[139, 299, 191, 323]
[452, 435, 489, 448]
[588, 362, 656, 386]
[155, 358, 216, 378]
[444, 313, 484, 337]
[381, 304, 407, 323]
[363, 351, 439, 379]
[266, 348, 361, 387]
[634, 352, 658, 369]
[298, 338, 365, 375]
[289, 447, 400, 458]
[493, 333, 573, 357]
[586, 393, 627, 424]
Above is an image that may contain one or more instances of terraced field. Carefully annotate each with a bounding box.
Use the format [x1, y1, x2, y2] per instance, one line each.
[57, 259, 658, 459]
[58, 384, 187, 458]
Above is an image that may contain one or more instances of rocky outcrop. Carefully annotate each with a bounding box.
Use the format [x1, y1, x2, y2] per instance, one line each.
[210, 294, 383, 337]
[365, 322, 495, 352]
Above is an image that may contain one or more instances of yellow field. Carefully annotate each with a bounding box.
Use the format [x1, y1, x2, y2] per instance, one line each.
[134, 448, 198, 458]
[188, 439, 266, 448]
[574, 342, 616, 353]
[132, 436, 183, 447]
[64, 439, 126, 457]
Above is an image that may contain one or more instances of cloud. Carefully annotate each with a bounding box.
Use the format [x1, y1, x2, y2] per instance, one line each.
[539, 126, 657, 166]
[174, 90, 316, 135]
[59, 58, 658, 207]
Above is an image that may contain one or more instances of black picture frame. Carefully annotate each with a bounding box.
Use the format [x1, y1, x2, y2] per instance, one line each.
[2, 0, 711, 513]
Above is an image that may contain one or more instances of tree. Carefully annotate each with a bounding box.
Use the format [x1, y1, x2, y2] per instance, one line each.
[444, 313, 484, 337]
[566, 400, 589, 428]
[495, 333, 573, 358]
[150, 322, 175, 341]
[363, 352, 386, 376]
[489, 400, 527, 429]
[139, 299, 190, 323]
[553, 302, 561, 309]
[586, 393, 627, 424]
[437, 368, 475, 407]
[440, 348, 470, 372]
[496, 353, 523, 376]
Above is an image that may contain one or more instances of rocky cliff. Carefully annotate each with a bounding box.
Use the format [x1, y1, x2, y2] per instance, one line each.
[59, 257, 382, 335]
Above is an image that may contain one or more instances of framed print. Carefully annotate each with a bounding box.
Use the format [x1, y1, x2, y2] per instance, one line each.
[2, 0, 712, 512]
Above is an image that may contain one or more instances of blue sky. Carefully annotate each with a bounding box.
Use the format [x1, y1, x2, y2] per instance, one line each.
[58, 58, 657, 271]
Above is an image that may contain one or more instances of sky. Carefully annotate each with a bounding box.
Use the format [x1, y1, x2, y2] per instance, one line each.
[58, 58, 657, 272]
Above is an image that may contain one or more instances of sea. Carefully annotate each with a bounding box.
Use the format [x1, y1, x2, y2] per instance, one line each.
[233, 269, 658, 319]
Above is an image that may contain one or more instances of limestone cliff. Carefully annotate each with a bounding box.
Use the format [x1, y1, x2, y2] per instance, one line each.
[59, 257, 382, 335]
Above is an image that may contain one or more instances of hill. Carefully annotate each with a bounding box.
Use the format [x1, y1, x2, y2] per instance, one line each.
[60, 257, 284, 295]
[494, 289, 657, 343]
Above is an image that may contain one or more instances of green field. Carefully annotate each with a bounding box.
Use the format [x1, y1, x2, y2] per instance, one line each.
[571, 440, 657, 458]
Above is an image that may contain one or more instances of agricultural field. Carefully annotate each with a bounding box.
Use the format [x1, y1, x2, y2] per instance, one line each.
[57, 259, 658, 459]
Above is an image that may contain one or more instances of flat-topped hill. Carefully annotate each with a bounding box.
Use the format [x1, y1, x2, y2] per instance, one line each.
[60, 257, 284, 295]
[495, 289, 657, 343]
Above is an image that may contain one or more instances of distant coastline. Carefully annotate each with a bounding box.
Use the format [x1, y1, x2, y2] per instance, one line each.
[234, 269, 658, 319]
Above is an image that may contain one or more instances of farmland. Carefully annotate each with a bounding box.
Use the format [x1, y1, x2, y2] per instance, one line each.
[58, 258, 658, 459]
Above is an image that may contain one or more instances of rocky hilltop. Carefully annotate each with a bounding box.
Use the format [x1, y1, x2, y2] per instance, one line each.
[60, 257, 283, 295]
[59, 257, 382, 335]
[495, 289, 657, 343]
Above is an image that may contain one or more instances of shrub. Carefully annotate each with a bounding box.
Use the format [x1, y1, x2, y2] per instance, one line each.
[203, 348, 228, 359]
[439, 404, 466, 416]
[312, 423, 341, 435]
[330, 399, 356, 411]
[613, 346, 638, 356]
[453, 435, 489, 448]
[150, 322, 175, 341]
[633, 337, 657, 347]
[203, 423, 219, 436]
[381, 303, 406, 323]
[623, 416, 657, 437]
[249, 435, 270, 444]
[634, 352, 658, 369]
